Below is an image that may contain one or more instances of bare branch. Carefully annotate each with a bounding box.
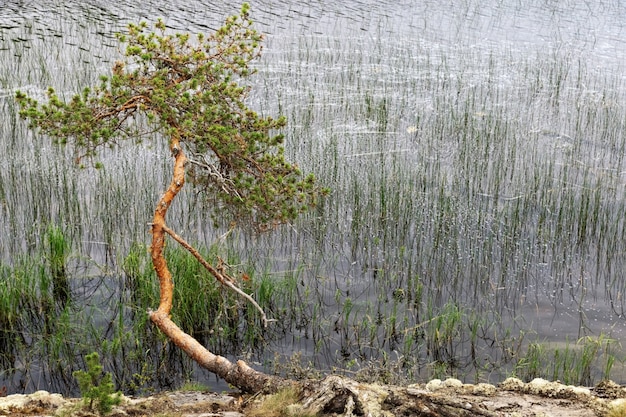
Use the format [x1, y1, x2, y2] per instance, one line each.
[187, 153, 243, 200]
[160, 223, 273, 327]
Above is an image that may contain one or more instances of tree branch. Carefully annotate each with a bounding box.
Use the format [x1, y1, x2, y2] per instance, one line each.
[160, 223, 273, 328]
[187, 154, 243, 199]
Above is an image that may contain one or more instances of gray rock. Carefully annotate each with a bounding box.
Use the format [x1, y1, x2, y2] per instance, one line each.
[167, 391, 236, 408]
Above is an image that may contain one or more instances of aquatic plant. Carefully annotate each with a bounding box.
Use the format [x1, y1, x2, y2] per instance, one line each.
[45, 223, 70, 306]
[513, 335, 619, 385]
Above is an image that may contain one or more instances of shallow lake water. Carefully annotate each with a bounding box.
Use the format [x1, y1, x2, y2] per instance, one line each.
[2, 0, 626, 393]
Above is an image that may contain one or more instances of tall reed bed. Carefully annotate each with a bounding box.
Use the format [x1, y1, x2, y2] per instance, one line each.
[250, 31, 626, 382]
[1, 3, 626, 392]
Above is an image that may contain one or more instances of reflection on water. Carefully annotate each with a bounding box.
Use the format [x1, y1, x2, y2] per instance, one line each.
[2, 0, 626, 393]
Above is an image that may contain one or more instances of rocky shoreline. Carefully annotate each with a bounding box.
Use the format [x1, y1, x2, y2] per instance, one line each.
[2, 377, 626, 416]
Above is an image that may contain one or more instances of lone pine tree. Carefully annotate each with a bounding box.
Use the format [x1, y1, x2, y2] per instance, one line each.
[16, 3, 326, 393]
[14, 6, 527, 416]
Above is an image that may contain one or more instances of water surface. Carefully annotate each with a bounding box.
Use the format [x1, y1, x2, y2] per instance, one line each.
[1, 0, 626, 393]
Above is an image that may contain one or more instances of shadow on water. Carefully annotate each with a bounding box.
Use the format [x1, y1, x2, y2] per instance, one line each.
[2, 0, 626, 394]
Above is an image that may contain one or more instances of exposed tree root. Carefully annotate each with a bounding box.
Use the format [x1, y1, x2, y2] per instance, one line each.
[294, 375, 501, 417]
[298, 376, 392, 417]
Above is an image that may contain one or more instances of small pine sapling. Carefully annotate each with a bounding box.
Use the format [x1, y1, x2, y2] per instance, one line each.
[73, 352, 122, 415]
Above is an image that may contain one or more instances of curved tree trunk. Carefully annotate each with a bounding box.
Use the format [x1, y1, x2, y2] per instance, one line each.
[147, 137, 287, 393]
[143, 139, 504, 415]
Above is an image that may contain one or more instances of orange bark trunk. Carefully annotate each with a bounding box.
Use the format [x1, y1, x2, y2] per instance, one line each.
[148, 137, 285, 393]
[150, 138, 185, 316]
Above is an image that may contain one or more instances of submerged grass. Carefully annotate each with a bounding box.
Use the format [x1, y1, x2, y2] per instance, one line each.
[513, 335, 621, 386]
[45, 223, 70, 306]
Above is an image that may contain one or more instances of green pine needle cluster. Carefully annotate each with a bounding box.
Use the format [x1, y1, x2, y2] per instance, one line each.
[73, 352, 122, 415]
[15, 3, 328, 232]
